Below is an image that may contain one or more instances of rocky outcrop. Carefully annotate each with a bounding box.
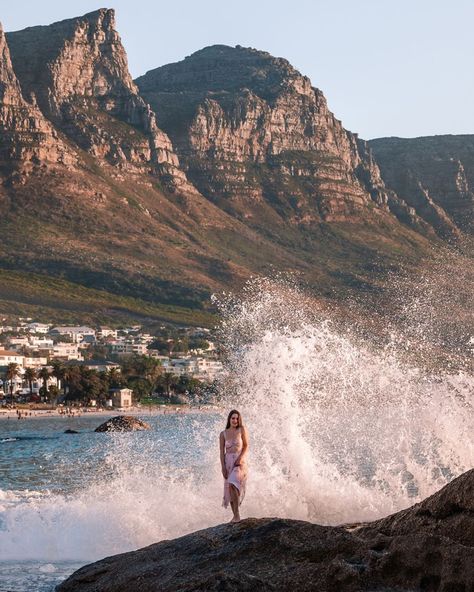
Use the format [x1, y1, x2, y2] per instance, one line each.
[0, 12, 453, 321]
[359, 465, 474, 546]
[136, 45, 421, 228]
[57, 469, 474, 591]
[6, 10, 193, 192]
[369, 135, 474, 236]
[0, 23, 74, 174]
[95, 416, 151, 432]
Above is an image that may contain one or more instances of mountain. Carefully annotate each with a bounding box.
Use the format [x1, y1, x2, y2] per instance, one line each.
[136, 45, 427, 233]
[369, 135, 474, 237]
[0, 11, 455, 324]
[5, 9, 191, 192]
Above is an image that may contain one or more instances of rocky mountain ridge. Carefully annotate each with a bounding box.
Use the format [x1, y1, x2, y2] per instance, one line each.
[5, 9, 192, 192]
[369, 135, 474, 235]
[136, 45, 426, 233]
[0, 9, 470, 321]
[0, 23, 74, 174]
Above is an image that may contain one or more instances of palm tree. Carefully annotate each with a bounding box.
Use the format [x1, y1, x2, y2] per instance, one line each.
[161, 372, 178, 400]
[5, 363, 20, 402]
[51, 361, 66, 403]
[37, 367, 50, 401]
[23, 367, 37, 398]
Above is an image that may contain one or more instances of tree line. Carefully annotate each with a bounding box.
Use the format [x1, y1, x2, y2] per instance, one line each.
[2, 355, 205, 405]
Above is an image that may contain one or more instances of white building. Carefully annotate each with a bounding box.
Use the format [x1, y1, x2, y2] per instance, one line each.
[109, 341, 148, 356]
[168, 357, 224, 381]
[27, 322, 50, 334]
[97, 327, 117, 339]
[24, 357, 48, 369]
[29, 337, 54, 350]
[7, 338, 29, 351]
[0, 350, 25, 367]
[110, 388, 133, 408]
[50, 326, 96, 343]
[52, 343, 83, 361]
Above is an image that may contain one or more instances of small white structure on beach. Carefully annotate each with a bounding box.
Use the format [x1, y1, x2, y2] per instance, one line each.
[110, 388, 133, 408]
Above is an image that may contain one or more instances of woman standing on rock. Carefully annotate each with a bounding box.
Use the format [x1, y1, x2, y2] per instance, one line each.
[220, 409, 248, 523]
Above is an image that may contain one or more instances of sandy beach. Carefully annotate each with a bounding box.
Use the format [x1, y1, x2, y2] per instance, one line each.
[0, 405, 215, 420]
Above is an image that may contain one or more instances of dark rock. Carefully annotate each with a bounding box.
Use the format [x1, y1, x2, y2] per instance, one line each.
[64, 429, 79, 434]
[94, 415, 151, 432]
[56, 469, 474, 592]
[359, 466, 474, 546]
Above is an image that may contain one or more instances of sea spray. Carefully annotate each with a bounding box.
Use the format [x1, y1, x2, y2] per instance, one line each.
[214, 278, 473, 523]
[0, 279, 472, 565]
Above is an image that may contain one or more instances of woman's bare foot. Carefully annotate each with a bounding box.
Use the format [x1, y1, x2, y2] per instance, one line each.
[230, 514, 241, 523]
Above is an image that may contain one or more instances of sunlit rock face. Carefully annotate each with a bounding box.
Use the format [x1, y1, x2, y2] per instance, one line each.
[369, 135, 474, 235]
[136, 44, 423, 229]
[0, 22, 74, 174]
[5, 10, 194, 192]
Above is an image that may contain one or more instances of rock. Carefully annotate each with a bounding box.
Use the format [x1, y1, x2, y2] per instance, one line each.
[56, 469, 474, 591]
[369, 135, 474, 236]
[63, 429, 79, 434]
[136, 45, 422, 229]
[359, 466, 474, 546]
[94, 415, 151, 432]
[0, 22, 74, 174]
[6, 10, 194, 193]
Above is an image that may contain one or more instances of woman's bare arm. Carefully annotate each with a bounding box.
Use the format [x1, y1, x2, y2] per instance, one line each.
[220, 431, 227, 478]
[234, 426, 248, 466]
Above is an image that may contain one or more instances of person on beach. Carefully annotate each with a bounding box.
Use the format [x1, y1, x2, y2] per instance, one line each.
[220, 409, 248, 523]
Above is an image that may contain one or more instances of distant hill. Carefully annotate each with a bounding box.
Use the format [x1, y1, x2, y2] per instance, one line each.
[369, 135, 474, 237]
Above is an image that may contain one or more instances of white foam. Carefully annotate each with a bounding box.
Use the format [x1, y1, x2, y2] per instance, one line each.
[0, 280, 472, 562]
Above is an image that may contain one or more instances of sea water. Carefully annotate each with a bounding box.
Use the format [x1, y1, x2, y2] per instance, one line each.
[1, 282, 473, 591]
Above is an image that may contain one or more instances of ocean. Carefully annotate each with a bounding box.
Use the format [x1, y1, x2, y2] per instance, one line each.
[1, 283, 473, 591]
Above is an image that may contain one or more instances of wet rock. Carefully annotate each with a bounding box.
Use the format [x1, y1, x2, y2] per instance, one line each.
[56, 469, 474, 592]
[94, 415, 151, 433]
[63, 429, 79, 434]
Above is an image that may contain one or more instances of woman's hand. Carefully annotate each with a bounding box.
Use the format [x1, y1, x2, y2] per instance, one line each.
[222, 466, 228, 479]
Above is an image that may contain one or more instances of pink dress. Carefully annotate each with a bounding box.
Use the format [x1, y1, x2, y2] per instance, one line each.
[222, 429, 247, 508]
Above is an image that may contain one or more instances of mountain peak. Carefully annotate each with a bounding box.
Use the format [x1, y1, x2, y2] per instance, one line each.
[137, 43, 305, 102]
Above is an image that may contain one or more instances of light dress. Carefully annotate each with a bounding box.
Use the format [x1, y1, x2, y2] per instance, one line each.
[222, 428, 247, 508]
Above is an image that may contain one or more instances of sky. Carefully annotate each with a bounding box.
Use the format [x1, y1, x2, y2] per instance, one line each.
[2, 0, 474, 140]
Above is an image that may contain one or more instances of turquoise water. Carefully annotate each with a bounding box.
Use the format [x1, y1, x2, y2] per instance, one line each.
[0, 412, 222, 591]
[2, 287, 473, 591]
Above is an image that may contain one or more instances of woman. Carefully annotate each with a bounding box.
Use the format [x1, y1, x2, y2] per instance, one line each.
[220, 409, 248, 523]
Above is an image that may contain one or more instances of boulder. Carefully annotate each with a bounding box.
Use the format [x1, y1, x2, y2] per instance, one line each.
[56, 469, 474, 591]
[64, 429, 79, 434]
[94, 416, 151, 433]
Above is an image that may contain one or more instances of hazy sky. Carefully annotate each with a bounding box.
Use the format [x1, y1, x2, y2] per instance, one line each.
[2, 0, 474, 139]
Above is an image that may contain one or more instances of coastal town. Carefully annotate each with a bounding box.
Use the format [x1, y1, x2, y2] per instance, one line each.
[0, 317, 224, 409]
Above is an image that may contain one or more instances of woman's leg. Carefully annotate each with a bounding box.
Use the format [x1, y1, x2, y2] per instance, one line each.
[230, 484, 240, 522]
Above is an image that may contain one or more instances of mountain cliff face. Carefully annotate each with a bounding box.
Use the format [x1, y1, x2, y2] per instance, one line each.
[6, 10, 192, 192]
[369, 136, 474, 236]
[0, 12, 455, 322]
[0, 23, 74, 174]
[136, 45, 422, 230]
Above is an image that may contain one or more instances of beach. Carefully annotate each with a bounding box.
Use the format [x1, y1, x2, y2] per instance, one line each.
[0, 405, 211, 420]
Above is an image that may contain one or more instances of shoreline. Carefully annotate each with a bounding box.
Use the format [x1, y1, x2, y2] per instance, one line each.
[0, 405, 217, 420]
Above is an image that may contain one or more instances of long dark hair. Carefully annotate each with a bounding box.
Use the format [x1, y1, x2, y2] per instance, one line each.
[226, 409, 243, 429]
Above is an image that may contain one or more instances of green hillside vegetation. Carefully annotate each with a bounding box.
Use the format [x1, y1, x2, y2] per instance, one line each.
[0, 269, 216, 327]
